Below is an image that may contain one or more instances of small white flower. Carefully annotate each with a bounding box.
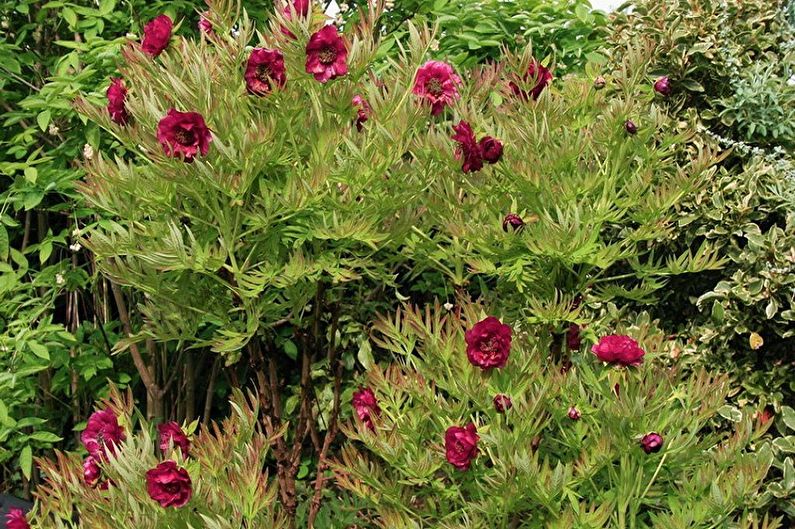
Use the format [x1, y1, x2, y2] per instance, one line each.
[430, 39, 440, 51]
[339, 2, 349, 12]
[443, 302, 454, 311]
[787, 74, 795, 87]
[48, 123, 60, 136]
[69, 242, 81, 252]
[83, 143, 94, 160]
[55, 273, 65, 286]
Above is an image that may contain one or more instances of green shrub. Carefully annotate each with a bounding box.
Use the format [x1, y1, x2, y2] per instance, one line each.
[336, 301, 777, 528]
[609, 0, 795, 150]
[341, 0, 609, 71]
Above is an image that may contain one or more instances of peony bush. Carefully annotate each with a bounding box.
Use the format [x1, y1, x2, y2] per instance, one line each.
[336, 301, 777, 528]
[22, 389, 283, 529]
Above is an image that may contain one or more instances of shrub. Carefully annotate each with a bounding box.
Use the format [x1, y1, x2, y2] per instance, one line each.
[336, 301, 777, 528]
[341, 0, 609, 71]
[609, 0, 795, 151]
[26, 389, 284, 528]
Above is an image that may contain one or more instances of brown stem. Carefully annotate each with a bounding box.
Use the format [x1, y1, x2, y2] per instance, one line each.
[307, 307, 341, 528]
[202, 356, 221, 424]
[110, 282, 164, 419]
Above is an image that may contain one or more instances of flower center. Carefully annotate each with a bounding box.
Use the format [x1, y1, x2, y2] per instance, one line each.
[174, 127, 195, 146]
[480, 337, 499, 356]
[319, 47, 336, 65]
[255, 64, 272, 82]
[164, 482, 181, 493]
[426, 77, 443, 96]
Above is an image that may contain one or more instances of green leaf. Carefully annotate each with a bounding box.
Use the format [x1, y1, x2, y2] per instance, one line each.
[28, 431, 62, 443]
[718, 405, 742, 422]
[19, 445, 32, 480]
[283, 339, 298, 361]
[28, 341, 50, 360]
[62, 7, 77, 28]
[0, 225, 8, 261]
[782, 406, 795, 432]
[24, 166, 38, 183]
[37, 110, 51, 131]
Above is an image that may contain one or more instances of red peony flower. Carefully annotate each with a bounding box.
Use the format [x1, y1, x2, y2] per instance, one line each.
[305, 25, 348, 83]
[567, 406, 581, 420]
[510, 60, 552, 101]
[465, 316, 512, 369]
[451, 120, 483, 173]
[198, 12, 213, 35]
[352, 95, 370, 131]
[592, 335, 645, 366]
[566, 324, 582, 351]
[502, 213, 524, 232]
[280, 0, 311, 38]
[146, 460, 192, 508]
[4, 509, 29, 529]
[352, 387, 380, 430]
[81, 408, 126, 460]
[106, 77, 129, 126]
[493, 394, 512, 413]
[158, 422, 190, 457]
[479, 136, 503, 164]
[245, 48, 286, 95]
[653, 76, 671, 96]
[141, 15, 173, 57]
[156, 109, 212, 162]
[445, 423, 479, 470]
[640, 432, 664, 454]
[412, 60, 462, 115]
[83, 456, 101, 487]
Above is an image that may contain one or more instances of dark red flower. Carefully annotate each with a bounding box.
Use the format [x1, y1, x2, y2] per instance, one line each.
[141, 15, 173, 57]
[198, 12, 213, 35]
[493, 394, 512, 413]
[758, 408, 775, 425]
[566, 324, 581, 351]
[305, 25, 348, 83]
[625, 119, 637, 135]
[640, 432, 664, 454]
[146, 460, 192, 508]
[352, 387, 380, 430]
[352, 95, 370, 131]
[158, 422, 190, 457]
[413, 61, 462, 115]
[451, 121, 483, 173]
[106, 77, 129, 125]
[479, 136, 503, 164]
[653, 76, 671, 96]
[284, 0, 310, 17]
[156, 109, 212, 162]
[245, 48, 286, 95]
[280, 0, 310, 38]
[592, 335, 645, 366]
[502, 213, 524, 232]
[465, 316, 512, 369]
[81, 408, 126, 460]
[510, 60, 552, 101]
[4, 509, 29, 529]
[83, 456, 101, 487]
[567, 406, 581, 420]
[445, 423, 479, 470]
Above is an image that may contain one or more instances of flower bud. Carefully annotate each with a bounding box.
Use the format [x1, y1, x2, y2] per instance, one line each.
[625, 119, 637, 135]
[567, 406, 581, 420]
[502, 213, 524, 232]
[593, 75, 606, 89]
[653, 76, 671, 96]
[640, 432, 664, 454]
